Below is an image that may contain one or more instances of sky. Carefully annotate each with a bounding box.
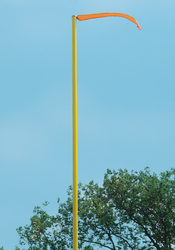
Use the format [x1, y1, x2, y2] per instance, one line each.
[0, 0, 175, 249]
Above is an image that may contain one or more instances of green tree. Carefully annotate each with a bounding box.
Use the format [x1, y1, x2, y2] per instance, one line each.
[104, 167, 175, 250]
[16, 168, 175, 250]
[16, 201, 72, 250]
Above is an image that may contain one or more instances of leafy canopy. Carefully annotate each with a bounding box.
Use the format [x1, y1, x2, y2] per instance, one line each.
[15, 168, 175, 250]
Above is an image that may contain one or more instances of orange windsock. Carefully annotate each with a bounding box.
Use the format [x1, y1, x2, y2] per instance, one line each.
[76, 13, 141, 30]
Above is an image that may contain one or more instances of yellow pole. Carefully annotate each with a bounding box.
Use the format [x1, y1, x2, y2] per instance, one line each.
[72, 15, 78, 250]
[71, 12, 140, 250]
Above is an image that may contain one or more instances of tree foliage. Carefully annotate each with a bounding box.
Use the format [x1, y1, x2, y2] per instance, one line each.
[15, 168, 175, 250]
[104, 167, 175, 250]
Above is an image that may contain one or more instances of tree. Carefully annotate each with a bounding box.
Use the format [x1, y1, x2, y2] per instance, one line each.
[16, 184, 148, 250]
[103, 167, 175, 250]
[16, 201, 72, 250]
[15, 168, 175, 250]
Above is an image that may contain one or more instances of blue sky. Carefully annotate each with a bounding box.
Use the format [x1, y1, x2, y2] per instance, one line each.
[0, 0, 175, 249]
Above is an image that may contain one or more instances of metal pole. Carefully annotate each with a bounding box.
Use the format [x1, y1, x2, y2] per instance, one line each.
[71, 12, 140, 250]
[72, 15, 78, 250]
